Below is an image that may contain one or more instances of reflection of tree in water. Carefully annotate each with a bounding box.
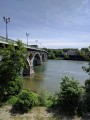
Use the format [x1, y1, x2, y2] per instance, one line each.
[23, 73, 44, 93]
[34, 62, 47, 74]
[23, 62, 47, 92]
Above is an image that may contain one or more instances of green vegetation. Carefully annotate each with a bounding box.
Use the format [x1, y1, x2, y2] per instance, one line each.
[82, 61, 90, 112]
[7, 96, 19, 105]
[44, 47, 90, 61]
[14, 90, 38, 112]
[48, 50, 56, 59]
[38, 89, 53, 107]
[0, 41, 27, 101]
[84, 79, 90, 112]
[56, 77, 85, 114]
[13, 89, 52, 112]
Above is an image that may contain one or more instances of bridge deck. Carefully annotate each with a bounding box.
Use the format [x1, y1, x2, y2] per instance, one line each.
[0, 36, 47, 53]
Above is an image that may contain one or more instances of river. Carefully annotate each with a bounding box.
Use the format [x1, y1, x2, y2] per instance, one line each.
[23, 60, 89, 94]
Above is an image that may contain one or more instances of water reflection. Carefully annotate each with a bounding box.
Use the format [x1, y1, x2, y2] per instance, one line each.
[23, 74, 43, 92]
[34, 62, 47, 73]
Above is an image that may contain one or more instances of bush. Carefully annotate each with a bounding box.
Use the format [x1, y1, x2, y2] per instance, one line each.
[7, 96, 19, 105]
[85, 79, 90, 93]
[84, 79, 90, 112]
[14, 90, 38, 112]
[38, 89, 52, 107]
[7, 77, 23, 96]
[57, 77, 85, 114]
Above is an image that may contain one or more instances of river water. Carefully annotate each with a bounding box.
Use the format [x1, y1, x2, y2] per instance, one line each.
[23, 60, 89, 94]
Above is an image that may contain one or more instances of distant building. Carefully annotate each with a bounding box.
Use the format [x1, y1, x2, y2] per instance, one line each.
[67, 49, 78, 56]
[66, 49, 79, 60]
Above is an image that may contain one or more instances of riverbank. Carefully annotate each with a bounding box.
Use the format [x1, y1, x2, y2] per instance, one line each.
[0, 105, 82, 120]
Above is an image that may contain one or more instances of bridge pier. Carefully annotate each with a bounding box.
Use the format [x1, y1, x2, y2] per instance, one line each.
[23, 58, 34, 75]
[23, 65, 34, 75]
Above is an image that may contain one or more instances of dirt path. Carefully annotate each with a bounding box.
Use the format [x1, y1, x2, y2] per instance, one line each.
[0, 105, 87, 120]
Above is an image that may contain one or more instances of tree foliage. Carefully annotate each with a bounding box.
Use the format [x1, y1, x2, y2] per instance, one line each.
[47, 47, 90, 60]
[14, 90, 38, 112]
[48, 50, 56, 59]
[0, 41, 27, 100]
[57, 77, 85, 114]
[83, 59, 90, 112]
[84, 80, 90, 112]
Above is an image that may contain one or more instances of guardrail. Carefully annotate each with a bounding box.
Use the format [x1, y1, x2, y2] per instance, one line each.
[0, 36, 35, 47]
[0, 36, 16, 44]
[0, 36, 48, 53]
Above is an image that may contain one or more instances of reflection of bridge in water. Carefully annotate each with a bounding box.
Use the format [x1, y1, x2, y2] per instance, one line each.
[0, 36, 48, 75]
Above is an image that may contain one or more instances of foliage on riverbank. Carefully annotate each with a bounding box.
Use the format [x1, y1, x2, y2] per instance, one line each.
[44, 47, 90, 61]
[55, 77, 85, 114]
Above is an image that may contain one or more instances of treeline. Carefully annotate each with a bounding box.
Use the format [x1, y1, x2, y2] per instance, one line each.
[43, 47, 90, 61]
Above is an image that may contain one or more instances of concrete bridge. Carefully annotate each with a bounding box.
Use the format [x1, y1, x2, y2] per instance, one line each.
[0, 36, 48, 75]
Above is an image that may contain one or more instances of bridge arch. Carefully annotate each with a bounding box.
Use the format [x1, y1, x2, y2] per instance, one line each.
[33, 52, 42, 66]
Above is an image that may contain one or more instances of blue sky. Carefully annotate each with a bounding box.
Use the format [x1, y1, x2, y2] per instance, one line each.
[0, 0, 90, 49]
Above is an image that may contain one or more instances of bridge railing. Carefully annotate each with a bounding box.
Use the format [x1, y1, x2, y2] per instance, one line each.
[0, 36, 16, 44]
[0, 36, 47, 53]
[0, 36, 36, 47]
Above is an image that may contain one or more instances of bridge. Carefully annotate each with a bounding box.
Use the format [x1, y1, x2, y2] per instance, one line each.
[0, 36, 48, 75]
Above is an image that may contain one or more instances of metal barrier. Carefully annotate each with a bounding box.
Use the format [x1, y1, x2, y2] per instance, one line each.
[0, 36, 47, 53]
[0, 36, 16, 44]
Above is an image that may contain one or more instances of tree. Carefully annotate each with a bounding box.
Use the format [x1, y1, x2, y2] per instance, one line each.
[48, 50, 55, 59]
[0, 40, 27, 100]
[82, 52, 90, 112]
[57, 77, 85, 114]
[84, 78, 90, 112]
[81, 48, 89, 53]
[78, 47, 90, 61]
[82, 62, 90, 75]
[53, 49, 64, 58]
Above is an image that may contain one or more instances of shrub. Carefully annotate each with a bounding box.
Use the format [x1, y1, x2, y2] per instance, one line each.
[7, 96, 19, 105]
[57, 77, 85, 114]
[14, 90, 38, 112]
[7, 76, 23, 96]
[38, 89, 52, 107]
[84, 79, 90, 112]
[50, 93, 59, 107]
[85, 79, 90, 93]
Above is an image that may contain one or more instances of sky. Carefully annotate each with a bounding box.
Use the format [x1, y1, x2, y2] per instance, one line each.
[0, 0, 90, 49]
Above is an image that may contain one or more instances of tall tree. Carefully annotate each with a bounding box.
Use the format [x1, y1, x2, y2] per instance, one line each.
[0, 40, 27, 100]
